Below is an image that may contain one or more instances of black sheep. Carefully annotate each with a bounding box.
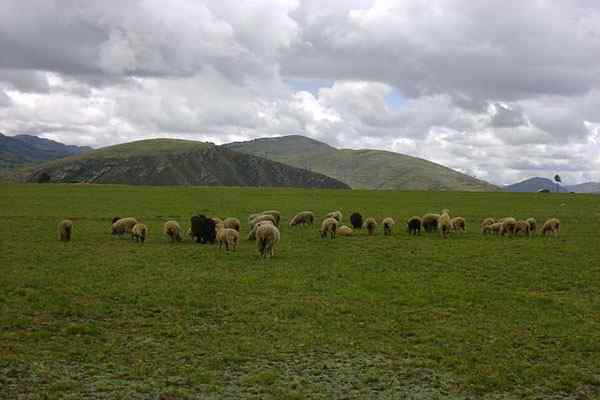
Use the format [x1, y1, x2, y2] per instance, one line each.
[350, 212, 363, 229]
[407, 217, 422, 236]
[190, 215, 216, 244]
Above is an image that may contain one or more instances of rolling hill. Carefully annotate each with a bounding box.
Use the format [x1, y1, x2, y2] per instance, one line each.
[0, 133, 91, 167]
[565, 182, 600, 193]
[21, 138, 350, 189]
[504, 177, 568, 193]
[505, 177, 600, 193]
[224, 135, 498, 191]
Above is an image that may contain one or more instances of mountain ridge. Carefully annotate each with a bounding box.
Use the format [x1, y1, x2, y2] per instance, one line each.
[505, 176, 600, 193]
[224, 135, 499, 191]
[20, 138, 350, 189]
[0, 132, 91, 167]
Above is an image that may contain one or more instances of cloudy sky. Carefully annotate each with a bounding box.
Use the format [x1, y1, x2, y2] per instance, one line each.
[1, 0, 600, 185]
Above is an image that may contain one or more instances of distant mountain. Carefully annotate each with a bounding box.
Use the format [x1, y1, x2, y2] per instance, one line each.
[20, 138, 350, 189]
[224, 135, 498, 191]
[564, 182, 600, 193]
[504, 177, 568, 193]
[0, 133, 91, 167]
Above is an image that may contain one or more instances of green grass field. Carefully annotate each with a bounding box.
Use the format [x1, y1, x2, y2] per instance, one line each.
[2, 184, 600, 399]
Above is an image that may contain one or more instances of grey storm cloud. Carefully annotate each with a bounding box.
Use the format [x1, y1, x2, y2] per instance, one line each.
[1, 0, 600, 185]
[0, 90, 12, 107]
[490, 104, 527, 128]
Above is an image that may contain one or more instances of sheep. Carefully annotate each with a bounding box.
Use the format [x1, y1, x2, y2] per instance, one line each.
[382, 217, 395, 236]
[337, 225, 353, 236]
[500, 217, 517, 236]
[350, 212, 363, 229]
[438, 210, 451, 239]
[256, 223, 280, 258]
[490, 222, 503, 235]
[58, 220, 73, 242]
[325, 210, 342, 222]
[190, 215, 216, 244]
[248, 220, 274, 240]
[407, 216, 422, 235]
[131, 223, 148, 243]
[320, 217, 339, 239]
[211, 217, 223, 226]
[249, 214, 278, 229]
[526, 218, 537, 235]
[364, 218, 377, 236]
[112, 217, 138, 237]
[248, 213, 260, 224]
[482, 222, 502, 235]
[164, 220, 182, 242]
[216, 226, 240, 251]
[260, 210, 281, 225]
[422, 213, 440, 233]
[513, 220, 531, 237]
[541, 218, 560, 237]
[223, 217, 241, 232]
[481, 224, 493, 235]
[481, 218, 495, 233]
[289, 211, 314, 227]
[451, 217, 466, 232]
[111, 216, 121, 225]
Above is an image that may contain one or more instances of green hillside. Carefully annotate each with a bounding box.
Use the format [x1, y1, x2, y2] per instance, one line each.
[19, 138, 350, 189]
[224, 135, 499, 191]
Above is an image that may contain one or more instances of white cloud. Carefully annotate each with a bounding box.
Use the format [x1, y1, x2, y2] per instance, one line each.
[1, 0, 600, 185]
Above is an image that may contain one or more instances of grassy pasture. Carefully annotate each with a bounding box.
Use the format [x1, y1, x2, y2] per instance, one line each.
[1, 183, 600, 399]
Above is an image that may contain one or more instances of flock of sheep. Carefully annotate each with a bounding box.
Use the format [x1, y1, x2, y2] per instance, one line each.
[56, 209, 561, 258]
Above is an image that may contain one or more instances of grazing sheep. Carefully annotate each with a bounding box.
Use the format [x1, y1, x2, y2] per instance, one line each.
[289, 211, 315, 227]
[481, 218, 495, 233]
[337, 225, 353, 236]
[256, 223, 280, 258]
[111, 216, 121, 225]
[164, 220, 183, 242]
[438, 210, 451, 239]
[58, 220, 73, 242]
[481, 224, 493, 235]
[223, 217, 241, 232]
[190, 215, 216, 244]
[350, 212, 363, 229]
[216, 226, 240, 251]
[422, 213, 440, 233]
[514, 220, 531, 236]
[541, 218, 560, 237]
[131, 223, 148, 243]
[326, 210, 343, 222]
[260, 210, 281, 225]
[364, 218, 377, 236]
[247, 220, 274, 240]
[382, 217, 395, 236]
[250, 214, 278, 229]
[248, 213, 260, 224]
[211, 217, 223, 226]
[320, 217, 339, 239]
[407, 216, 422, 235]
[526, 218, 537, 235]
[482, 222, 502, 235]
[500, 217, 517, 236]
[112, 217, 138, 237]
[451, 217, 466, 232]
